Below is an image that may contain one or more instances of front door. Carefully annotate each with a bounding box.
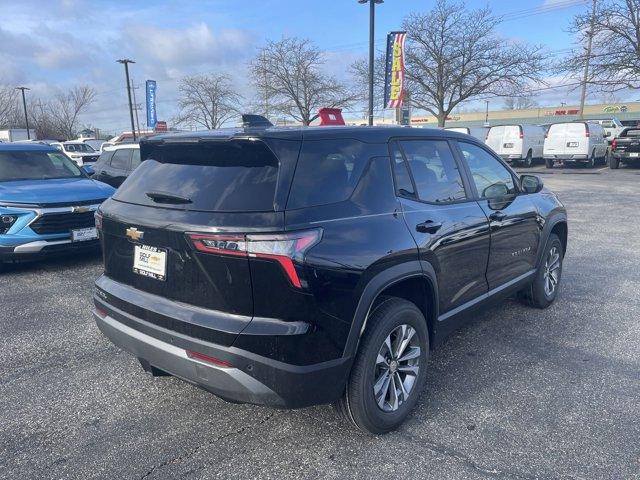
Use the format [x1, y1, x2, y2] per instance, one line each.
[455, 141, 541, 289]
[390, 139, 491, 315]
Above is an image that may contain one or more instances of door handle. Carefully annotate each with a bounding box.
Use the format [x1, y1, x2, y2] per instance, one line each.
[416, 220, 442, 234]
[489, 211, 507, 221]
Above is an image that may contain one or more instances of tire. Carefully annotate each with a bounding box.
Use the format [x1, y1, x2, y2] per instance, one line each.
[587, 151, 596, 168]
[523, 150, 533, 168]
[610, 156, 620, 169]
[334, 296, 429, 434]
[519, 234, 563, 309]
[545, 158, 554, 169]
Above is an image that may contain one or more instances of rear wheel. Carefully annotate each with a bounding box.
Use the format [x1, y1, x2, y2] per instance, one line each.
[610, 156, 620, 169]
[587, 151, 596, 168]
[519, 234, 563, 309]
[545, 158, 554, 169]
[335, 297, 429, 434]
[523, 150, 533, 168]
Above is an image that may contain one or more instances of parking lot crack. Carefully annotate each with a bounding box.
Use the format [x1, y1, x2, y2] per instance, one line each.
[139, 411, 277, 479]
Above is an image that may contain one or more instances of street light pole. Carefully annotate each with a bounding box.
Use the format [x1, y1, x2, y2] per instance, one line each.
[359, 0, 383, 126]
[117, 59, 137, 141]
[484, 100, 490, 126]
[16, 87, 31, 139]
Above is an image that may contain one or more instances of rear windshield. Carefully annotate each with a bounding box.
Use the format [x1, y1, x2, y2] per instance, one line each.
[0, 150, 84, 181]
[114, 140, 279, 212]
[286, 139, 373, 209]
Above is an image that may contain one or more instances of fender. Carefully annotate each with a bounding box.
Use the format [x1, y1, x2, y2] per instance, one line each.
[342, 260, 439, 360]
[535, 211, 568, 268]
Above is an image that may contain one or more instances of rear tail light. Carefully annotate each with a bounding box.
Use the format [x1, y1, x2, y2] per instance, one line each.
[519, 127, 524, 140]
[611, 138, 617, 150]
[585, 124, 590, 138]
[188, 229, 322, 288]
[186, 350, 232, 368]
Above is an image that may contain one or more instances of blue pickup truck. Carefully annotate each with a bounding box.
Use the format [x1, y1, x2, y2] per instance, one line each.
[0, 143, 115, 263]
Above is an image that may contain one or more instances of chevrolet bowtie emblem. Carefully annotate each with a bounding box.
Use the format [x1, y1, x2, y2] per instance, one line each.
[126, 227, 144, 241]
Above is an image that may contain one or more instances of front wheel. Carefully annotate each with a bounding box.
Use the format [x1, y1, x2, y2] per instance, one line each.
[519, 234, 563, 309]
[335, 297, 429, 434]
[545, 158, 554, 169]
[610, 156, 620, 169]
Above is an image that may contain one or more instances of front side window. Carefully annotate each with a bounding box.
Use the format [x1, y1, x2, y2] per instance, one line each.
[399, 140, 466, 203]
[458, 142, 516, 198]
[110, 149, 131, 169]
[130, 149, 141, 170]
[0, 151, 83, 181]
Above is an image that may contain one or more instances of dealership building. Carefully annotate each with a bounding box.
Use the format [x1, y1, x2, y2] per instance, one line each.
[346, 102, 640, 128]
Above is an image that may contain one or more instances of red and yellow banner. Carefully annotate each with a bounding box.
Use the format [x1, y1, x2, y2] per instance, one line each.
[384, 31, 407, 109]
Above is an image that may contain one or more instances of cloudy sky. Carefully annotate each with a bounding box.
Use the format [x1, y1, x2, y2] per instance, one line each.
[0, 0, 624, 133]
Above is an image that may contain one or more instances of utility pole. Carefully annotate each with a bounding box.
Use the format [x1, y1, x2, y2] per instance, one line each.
[16, 87, 30, 139]
[359, 0, 383, 126]
[117, 59, 137, 141]
[578, 0, 597, 120]
[484, 100, 490, 126]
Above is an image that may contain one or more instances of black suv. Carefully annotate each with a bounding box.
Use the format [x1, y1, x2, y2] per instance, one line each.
[93, 123, 567, 434]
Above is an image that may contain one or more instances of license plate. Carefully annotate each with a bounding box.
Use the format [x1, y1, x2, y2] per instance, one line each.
[71, 227, 98, 242]
[629, 152, 639, 157]
[133, 245, 167, 281]
[567, 142, 579, 147]
[503, 143, 514, 148]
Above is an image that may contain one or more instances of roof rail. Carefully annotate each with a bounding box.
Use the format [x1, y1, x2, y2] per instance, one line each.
[242, 114, 273, 128]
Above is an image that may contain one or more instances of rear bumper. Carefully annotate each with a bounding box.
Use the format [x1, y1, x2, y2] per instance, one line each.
[544, 154, 589, 163]
[93, 284, 351, 409]
[612, 152, 640, 161]
[500, 154, 522, 162]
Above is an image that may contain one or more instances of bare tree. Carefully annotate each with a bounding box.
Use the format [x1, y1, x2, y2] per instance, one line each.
[402, 0, 545, 126]
[564, 0, 640, 92]
[49, 85, 96, 139]
[503, 95, 539, 110]
[0, 86, 22, 128]
[174, 74, 242, 129]
[250, 37, 357, 125]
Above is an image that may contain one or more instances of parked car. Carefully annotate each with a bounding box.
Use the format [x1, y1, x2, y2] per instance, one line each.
[485, 124, 545, 167]
[592, 118, 625, 142]
[543, 121, 609, 168]
[610, 127, 640, 169]
[444, 126, 489, 142]
[92, 144, 141, 188]
[92, 122, 567, 434]
[51, 141, 100, 167]
[0, 143, 114, 263]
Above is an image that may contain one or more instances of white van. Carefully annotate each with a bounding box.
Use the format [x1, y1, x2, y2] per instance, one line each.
[485, 124, 545, 167]
[543, 122, 609, 168]
[445, 126, 489, 142]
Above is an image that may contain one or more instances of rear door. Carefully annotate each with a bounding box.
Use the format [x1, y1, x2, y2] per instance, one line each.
[544, 123, 568, 155]
[98, 148, 131, 187]
[565, 123, 589, 157]
[391, 139, 490, 314]
[485, 126, 506, 154]
[455, 141, 541, 289]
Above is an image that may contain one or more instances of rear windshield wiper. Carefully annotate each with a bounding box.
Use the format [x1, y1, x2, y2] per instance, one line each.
[145, 191, 193, 204]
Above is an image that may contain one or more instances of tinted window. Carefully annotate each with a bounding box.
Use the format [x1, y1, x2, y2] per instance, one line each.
[287, 139, 372, 209]
[458, 142, 516, 198]
[0, 151, 83, 181]
[114, 140, 279, 212]
[96, 151, 113, 166]
[623, 129, 640, 137]
[399, 140, 466, 203]
[130, 149, 141, 170]
[110, 149, 131, 169]
[389, 142, 415, 198]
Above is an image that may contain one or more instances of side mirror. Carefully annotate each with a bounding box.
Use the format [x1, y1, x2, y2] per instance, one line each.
[520, 174, 543, 194]
[81, 165, 94, 176]
[483, 183, 509, 198]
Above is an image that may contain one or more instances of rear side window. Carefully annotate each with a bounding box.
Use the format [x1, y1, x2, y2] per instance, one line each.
[114, 140, 279, 212]
[130, 149, 141, 169]
[110, 149, 131, 169]
[399, 140, 466, 203]
[390, 142, 415, 198]
[287, 139, 373, 209]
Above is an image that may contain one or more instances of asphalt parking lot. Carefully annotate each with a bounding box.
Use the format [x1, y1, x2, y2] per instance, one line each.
[1, 164, 639, 480]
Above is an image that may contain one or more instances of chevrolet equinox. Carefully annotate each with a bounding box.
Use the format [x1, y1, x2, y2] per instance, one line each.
[93, 120, 567, 434]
